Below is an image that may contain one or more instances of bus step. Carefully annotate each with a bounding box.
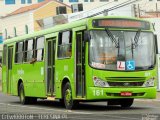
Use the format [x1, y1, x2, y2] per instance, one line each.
[47, 97, 55, 101]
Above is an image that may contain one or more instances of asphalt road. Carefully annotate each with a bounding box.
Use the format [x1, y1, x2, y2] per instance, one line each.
[0, 92, 160, 120]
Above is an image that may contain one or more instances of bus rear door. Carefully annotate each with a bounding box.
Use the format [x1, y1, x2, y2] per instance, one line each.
[45, 33, 57, 97]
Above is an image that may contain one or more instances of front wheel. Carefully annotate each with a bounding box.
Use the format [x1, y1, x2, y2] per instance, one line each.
[63, 82, 77, 109]
[120, 98, 134, 108]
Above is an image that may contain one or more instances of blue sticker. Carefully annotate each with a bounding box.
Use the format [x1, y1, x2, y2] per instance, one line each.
[126, 60, 135, 70]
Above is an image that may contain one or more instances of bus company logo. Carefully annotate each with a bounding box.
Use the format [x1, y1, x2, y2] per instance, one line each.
[117, 61, 125, 70]
[17, 69, 24, 75]
[123, 82, 130, 86]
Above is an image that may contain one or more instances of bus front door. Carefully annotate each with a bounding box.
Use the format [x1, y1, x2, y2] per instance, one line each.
[7, 46, 13, 94]
[46, 38, 56, 96]
[76, 31, 86, 98]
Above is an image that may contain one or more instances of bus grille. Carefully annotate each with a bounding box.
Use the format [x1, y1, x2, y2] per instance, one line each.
[106, 77, 145, 87]
[106, 77, 146, 81]
[108, 82, 144, 87]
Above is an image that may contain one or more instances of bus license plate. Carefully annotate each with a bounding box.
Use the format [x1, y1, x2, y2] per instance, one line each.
[120, 92, 132, 96]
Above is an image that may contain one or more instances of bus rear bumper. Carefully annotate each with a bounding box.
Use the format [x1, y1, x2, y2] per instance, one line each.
[86, 87, 156, 100]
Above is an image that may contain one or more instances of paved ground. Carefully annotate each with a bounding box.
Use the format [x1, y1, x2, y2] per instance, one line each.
[0, 92, 160, 120]
[0, 80, 160, 119]
[156, 91, 160, 101]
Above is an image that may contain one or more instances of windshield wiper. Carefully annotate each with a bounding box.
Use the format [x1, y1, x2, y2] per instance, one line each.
[131, 29, 141, 59]
[132, 29, 141, 49]
[105, 28, 119, 48]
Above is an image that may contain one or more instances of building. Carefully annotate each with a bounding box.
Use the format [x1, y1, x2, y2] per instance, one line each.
[1, 0, 71, 40]
[57, 0, 160, 11]
[0, 0, 46, 17]
[0, 0, 47, 35]
[0, 0, 47, 62]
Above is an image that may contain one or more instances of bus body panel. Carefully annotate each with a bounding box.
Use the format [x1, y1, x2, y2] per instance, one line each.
[11, 60, 46, 97]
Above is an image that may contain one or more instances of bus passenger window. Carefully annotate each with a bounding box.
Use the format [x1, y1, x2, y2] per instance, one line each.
[15, 42, 24, 63]
[36, 37, 44, 61]
[24, 39, 34, 62]
[58, 31, 72, 58]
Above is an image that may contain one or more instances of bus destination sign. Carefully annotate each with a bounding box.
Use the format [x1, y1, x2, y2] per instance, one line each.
[92, 19, 150, 30]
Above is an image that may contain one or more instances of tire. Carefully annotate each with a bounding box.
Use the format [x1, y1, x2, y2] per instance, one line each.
[120, 98, 134, 108]
[19, 83, 30, 105]
[63, 82, 77, 110]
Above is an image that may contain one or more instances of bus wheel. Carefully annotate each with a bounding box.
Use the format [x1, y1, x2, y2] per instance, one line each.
[120, 98, 134, 108]
[19, 83, 30, 105]
[63, 82, 75, 109]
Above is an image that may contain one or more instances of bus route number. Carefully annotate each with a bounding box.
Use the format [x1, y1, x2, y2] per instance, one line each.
[93, 90, 104, 96]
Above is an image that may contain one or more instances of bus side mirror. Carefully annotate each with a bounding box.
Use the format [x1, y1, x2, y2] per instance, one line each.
[30, 58, 37, 64]
[84, 31, 90, 42]
[155, 34, 158, 54]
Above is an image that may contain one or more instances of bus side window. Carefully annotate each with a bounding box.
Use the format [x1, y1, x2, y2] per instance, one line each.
[35, 36, 44, 61]
[15, 42, 24, 63]
[58, 31, 72, 58]
[24, 39, 34, 62]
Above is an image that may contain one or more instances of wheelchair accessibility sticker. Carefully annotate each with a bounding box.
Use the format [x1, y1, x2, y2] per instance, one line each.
[126, 60, 135, 70]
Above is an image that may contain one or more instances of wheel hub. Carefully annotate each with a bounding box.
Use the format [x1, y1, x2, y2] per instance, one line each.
[65, 89, 71, 105]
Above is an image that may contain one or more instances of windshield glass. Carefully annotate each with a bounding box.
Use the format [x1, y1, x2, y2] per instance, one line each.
[89, 30, 155, 71]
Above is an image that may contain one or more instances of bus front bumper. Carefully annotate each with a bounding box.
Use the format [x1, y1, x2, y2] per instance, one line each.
[86, 87, 156, 100]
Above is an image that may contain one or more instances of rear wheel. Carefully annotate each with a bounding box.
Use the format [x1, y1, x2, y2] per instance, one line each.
[63, 82, 77, 109]
[120, 98, 134, 108]
[19, 83, 30, 105]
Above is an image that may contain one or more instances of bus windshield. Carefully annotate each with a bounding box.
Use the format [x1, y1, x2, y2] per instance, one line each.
[89, 30, 155, 71]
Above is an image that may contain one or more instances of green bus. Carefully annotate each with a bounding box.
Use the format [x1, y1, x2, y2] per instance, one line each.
[2, 16, 157, 109]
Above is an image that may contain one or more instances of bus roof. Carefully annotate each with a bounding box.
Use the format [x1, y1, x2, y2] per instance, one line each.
[4, 16, 151, 45]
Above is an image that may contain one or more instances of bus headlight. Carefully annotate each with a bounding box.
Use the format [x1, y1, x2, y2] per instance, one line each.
[93, 76, 109, 87]
[143, 77, 155, 87]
